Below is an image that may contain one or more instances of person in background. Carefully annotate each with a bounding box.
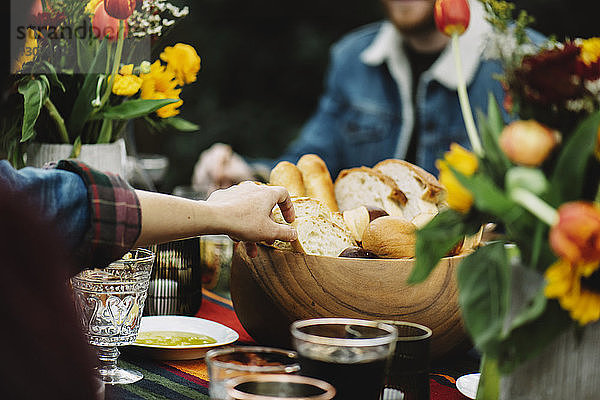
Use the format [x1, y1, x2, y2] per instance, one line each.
[192, 0, 541, 192]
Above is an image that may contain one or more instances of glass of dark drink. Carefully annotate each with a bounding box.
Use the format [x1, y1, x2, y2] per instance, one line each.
[225, 373, 336, 399]
[290, 318, 397, 400]
[377, 320, 432, 400]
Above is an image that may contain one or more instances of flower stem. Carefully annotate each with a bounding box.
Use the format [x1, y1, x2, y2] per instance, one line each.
[44, 98, 69, 143]
[451, 33, 483, 156]
[97, 21, 125, 111]
[511, 187, 558, 226]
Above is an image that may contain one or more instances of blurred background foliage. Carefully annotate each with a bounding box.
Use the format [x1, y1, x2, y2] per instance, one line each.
[132, 0, 596, 193]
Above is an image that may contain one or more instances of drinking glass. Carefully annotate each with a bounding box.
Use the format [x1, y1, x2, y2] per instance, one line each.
[71, 248, 155, 384]
[225, 374, 336, 400]
[206, 346, 301, 399]
[378, 321, 432, 400]
[290, 318, 397, 400]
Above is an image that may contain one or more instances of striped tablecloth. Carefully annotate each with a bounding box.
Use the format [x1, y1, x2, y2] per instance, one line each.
[106, 290, 477, 400]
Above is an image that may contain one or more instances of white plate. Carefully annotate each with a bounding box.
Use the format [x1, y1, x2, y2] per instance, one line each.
[130, 316, 239, 360]
[456, 373, 480, 399]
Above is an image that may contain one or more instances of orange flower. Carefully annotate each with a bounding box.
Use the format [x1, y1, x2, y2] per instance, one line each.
[549, 202, 600, 264]
[434, 0, 470, 37]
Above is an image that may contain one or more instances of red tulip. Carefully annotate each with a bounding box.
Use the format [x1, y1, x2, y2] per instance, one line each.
[549, 202, 600, 264]
[92, 2, 128, 41]
[104, 0, 136, 20]
[434, 0, 470, 37]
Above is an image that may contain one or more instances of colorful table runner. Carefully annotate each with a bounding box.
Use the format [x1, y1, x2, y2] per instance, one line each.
[106, 290, 476, 399]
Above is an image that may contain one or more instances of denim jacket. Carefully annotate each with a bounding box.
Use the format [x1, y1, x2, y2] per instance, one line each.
[0, 160, 140, 267]
[279, 1, 507, 177]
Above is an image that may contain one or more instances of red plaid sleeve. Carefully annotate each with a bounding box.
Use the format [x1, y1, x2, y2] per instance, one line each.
[55, 160, 142, 267]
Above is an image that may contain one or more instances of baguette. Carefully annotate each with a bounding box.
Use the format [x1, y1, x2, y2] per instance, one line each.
[269, 161, 306, 197]
[296, 154, 339, 212]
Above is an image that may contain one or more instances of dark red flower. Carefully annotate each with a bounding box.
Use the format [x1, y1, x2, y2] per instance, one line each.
[514, 43, 584, 105]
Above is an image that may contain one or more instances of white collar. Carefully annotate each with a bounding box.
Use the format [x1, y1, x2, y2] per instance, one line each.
[360, 0, 492, 89]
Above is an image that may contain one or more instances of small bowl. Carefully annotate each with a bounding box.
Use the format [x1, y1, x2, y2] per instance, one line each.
[230, 245, 469, 360]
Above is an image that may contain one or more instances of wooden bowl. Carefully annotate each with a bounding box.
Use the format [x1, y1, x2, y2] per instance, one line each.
[230, 245, 469, 360]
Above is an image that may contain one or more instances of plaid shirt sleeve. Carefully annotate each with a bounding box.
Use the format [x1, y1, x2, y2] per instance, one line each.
[54, 160, 142, 267]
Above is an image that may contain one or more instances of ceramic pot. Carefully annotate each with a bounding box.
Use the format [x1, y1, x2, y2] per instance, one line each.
[26, 139, 128, 178]
[499, 264, 600, 399]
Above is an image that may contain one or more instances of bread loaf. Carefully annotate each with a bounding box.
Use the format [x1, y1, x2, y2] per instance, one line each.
[296, 154, 339, 212]
[374, 159, 445, 222]
[269, 161, 305, 197]
[334, 167, 407, 217]
[361, 216, 417, 258]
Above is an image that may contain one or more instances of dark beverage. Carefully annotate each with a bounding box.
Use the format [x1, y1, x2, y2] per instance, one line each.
[386, 370, 429, 400]
[233, 381, 327, 397]
[298, 355, 387, 400]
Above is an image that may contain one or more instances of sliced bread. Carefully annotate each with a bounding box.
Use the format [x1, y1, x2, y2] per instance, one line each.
[290, 216, 357, 257]
[269, 197, 354, 255]
[334, 167, 407, 217]
[373, 159, 446, 222]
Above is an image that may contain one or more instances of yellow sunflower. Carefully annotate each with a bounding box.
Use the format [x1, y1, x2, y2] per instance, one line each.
[85, 0, 103, 15]
[578, 37, 600, 67]
[140, 60, 183, 118]
[160, 43, 201, 86]
[13, 29, 38, 73]
[436, 143, 479, 213]
[545, 259, 600, 325]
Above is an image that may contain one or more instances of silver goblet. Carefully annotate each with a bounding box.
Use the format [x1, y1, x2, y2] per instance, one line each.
[72, 248, 155, 384]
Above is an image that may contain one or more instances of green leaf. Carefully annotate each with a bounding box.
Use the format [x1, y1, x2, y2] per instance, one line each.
[76, 37, 94, 73]
[486, 92, 505, 138]
[163, 116, 200, 132]
[457, 242, 510, 353]
[41, 61, 66, 92]
[18, 78, 49, 143]
[92, 99, 179, 120]
[453, 169, 516, 217]
[410, 209, 467, 284]
[68, 39, 109, 138]
[547, 110, 600, 205]
[97, 119, 113, 144]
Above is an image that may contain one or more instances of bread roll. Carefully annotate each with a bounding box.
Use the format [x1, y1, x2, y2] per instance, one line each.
[334, 167, 407, 217]
[296, 154, 339, 212]
[361, 216, 416, 258]
[269, 161, 305, 197]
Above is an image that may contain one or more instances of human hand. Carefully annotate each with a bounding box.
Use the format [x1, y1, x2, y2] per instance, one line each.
[192, 143, 254, 195]
[206, 181, 296, 257]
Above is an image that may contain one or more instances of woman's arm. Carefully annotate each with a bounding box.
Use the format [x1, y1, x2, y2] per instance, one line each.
[134, 181, 296, 248]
